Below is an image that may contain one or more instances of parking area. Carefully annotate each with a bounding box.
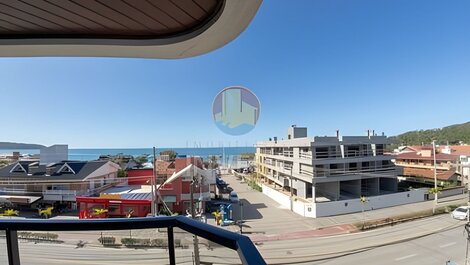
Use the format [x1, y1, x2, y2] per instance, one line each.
[219, 174, 318, 235]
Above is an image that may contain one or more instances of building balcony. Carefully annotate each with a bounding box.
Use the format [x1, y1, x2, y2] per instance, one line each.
[299, 152, 312, 160]
[314, 165, 397, 178]
[0, 216, 265, 265]
[394, 161, 451, 170]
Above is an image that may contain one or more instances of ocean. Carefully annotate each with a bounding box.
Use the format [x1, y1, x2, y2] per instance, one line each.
[0, 147, 256, 162]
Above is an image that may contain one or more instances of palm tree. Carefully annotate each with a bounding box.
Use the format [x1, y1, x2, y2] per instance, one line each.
[360, 196, 369, 230]
[208, 155, 219, 168]
[429, 187, 441, 214]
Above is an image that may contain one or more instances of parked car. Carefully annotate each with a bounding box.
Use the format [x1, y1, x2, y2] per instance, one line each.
[216, 177, 226, 185]
[220, 186, 233, 194]
[451, 206, 469, 220]
[230, 191, 239, 203]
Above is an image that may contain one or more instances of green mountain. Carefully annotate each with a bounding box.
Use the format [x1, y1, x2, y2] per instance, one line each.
[391, 122, 470, 146]
[0, 142, 45, 149]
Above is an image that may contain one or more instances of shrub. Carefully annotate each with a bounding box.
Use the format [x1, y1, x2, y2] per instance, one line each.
[98, 236, 116, 245]
[151, 238, 167, 247]
[121, 238, 151, 247]
[18, 232, 59, 242]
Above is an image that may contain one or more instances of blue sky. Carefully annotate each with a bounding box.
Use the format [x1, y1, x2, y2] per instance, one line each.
[0, 0, 469, 148]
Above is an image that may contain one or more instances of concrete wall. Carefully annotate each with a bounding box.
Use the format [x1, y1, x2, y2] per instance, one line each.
[315, 189, 426, 217]
[262, 184, 316, 217]
[428, 186, 465, 200]
[293, 178, 306, 198]
[262, 184, 291, 208]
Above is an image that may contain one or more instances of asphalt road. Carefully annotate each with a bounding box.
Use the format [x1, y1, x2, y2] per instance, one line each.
[257, 215, 466, 265]
[307, 222, 467, 265]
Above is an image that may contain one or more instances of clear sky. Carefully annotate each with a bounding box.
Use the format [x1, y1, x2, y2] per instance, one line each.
[0, 0, 469, 148]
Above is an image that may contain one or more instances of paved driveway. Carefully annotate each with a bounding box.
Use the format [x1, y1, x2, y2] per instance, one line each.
[221, 174, 318, 235]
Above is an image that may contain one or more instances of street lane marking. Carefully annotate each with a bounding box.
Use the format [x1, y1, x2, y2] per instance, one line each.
[440, 242, 457, 248]
[395, 254, 417, 261]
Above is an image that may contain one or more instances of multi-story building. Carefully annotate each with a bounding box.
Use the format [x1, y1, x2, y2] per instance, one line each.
[256, 126, 425, 217]
[0, 160, 120, 209]
[394, 147, 461, 188]
[440, 145, 470, 188]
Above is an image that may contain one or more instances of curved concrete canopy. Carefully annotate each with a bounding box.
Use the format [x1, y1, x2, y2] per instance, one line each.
[0, 0, 262, 58]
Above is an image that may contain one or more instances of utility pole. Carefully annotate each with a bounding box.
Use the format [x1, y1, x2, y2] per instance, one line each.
[465, 223, 470, 265]
[239, 201, 244, 234]
[190, 163, 201, 265]
[151, 147, 157, 216]
[290, 165, 294, 212]
[432, 141, 438, 214]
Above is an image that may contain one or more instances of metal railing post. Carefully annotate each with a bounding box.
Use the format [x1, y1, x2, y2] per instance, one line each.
[167, 226, 176, 265]
[6, 229, 20, 265]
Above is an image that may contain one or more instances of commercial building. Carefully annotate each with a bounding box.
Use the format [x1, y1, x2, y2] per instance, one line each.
[256, 126, 425, 217]
[78, 156, 216, 217]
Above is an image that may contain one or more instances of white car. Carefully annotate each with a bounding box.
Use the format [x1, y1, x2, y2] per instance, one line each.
[230, 191, 239, 203]
[451, 206, 469, 220]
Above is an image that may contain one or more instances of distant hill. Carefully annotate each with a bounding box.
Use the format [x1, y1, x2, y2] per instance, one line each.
[390, 122, 470, 146]
[0, 142, 45, 149]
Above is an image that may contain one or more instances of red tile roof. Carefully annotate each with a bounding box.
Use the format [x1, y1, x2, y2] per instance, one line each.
[156, 161, 176, 175]
[395, 151, 458, 161]
[402, 145, 432, 152]
[448, 145, 470, 156]
[402, 167, 459, 181]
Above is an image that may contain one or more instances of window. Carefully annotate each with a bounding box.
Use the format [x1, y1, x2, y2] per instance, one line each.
[316, 147, 329, 158]
[349, 163, 358, 171]
[108, 204, 121, 215]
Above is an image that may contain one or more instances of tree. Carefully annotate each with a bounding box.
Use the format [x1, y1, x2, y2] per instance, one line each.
[117, 169, 127, 178]
[135, 155, 148, 165]
[360, 196, 369, 230]
[429, 187, 441, 214]
[0, 160, 8, 168]
[208, 155, 219, 169]
[160, 150, 178, 160]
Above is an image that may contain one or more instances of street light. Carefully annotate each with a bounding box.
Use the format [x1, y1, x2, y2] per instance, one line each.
[432, 140, 438, 214]
[290, 165, 294, 212]
[239, 201, 244, 234]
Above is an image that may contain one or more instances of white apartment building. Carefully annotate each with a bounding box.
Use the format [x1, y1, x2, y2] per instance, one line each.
[256, 126, 426, 217]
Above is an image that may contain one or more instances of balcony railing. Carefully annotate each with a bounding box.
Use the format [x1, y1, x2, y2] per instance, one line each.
[314, 150, 385, 159]
[299, 152, 312, 160]
[314, 165, 397, 177]
[0, 216, 265, 265]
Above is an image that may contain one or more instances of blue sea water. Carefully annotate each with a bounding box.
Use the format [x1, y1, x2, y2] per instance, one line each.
[0, 147, 255, 162]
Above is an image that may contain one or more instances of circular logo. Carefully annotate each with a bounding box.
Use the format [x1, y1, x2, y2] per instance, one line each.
[212, 86, 260, 136]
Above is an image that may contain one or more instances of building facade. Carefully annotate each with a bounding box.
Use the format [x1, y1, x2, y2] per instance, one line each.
[78, 156, 216, 217]
[394, 147, 461, 188]
[0, 160, 120, 209]
[440, 145, 470, 188]
[256, 126, 424, 217]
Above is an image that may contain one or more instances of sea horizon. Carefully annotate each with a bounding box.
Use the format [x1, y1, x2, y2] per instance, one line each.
[0, 146, 256, 161]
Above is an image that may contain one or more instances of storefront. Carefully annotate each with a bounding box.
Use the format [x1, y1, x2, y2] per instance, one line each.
[76, 195, 151, 219]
